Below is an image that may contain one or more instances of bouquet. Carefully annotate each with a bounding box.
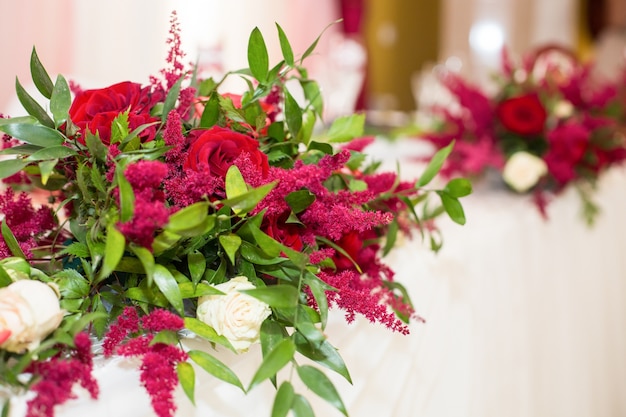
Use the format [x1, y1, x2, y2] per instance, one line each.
[0, 14, 469, 417]
[417, 44, 626, 224]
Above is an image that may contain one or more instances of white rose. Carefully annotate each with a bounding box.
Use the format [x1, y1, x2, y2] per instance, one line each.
[196, 276, 271, 353]
[502, 151, 548, 193]
[0, 280, 64, 353]
[553, 100, 574, 119]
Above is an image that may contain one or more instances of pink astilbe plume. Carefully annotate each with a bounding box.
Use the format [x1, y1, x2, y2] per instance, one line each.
[26, 333, 98, 417]
[103, 307, 188, 417]
[117, 161, 170, 249]
[0, 189, 55, 258]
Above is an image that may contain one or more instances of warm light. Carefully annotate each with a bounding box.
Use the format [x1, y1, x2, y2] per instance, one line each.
[469, 21, 504, 54]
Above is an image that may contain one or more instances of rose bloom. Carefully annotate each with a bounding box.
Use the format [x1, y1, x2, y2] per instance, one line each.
[332, 231, 363, 270]
[502, 151, 548, 193]
[263, 214, 304, 253]
[69, 81, 159, 145]
[196, 276, 271, 353]
[543, 122, 589, 184]
[183, 126, 269, 178]
[497, 93, 547, 135]
[0, 280, 64, 353]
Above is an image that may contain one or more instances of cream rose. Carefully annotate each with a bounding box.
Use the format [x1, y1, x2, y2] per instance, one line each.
[0, 280, 64, 353]
[196, 276, 271, 353]
[502, 151, 548, 193]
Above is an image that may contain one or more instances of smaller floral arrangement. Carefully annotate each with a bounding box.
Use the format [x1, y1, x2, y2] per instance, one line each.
[417, 44, 626, 223]
[0, 14, 469, 417]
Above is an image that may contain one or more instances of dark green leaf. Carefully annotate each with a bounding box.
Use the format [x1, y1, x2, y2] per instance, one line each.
[199, 93, 220, 128]
[188, 250, 206, 285]
[240, 241, 287, 266]
[294, 335, 352, 383]
[0, 123, 64, 147]
[444, 177, 472, 198]
[285, 190, 315, 214]
[130, 245, 155, 283]
[248, 27, 269, 83]
[297, 365, 347, 415]
[382, 217, 399, 256]
[276, 23, 294, 67]
[188, 350, 244, 390]
[179, 282, 223, 298]
[283, 89, 302, 139]
[291, 394, 315, 417]
[302, 271, 333, 328]
[260, 320, 288, 357]
[301, 80, 323, 117]
[117, 168, 135, 223]
[26, 145, 77, 161]
[177, 362, 196, 405]
[1, 221, 26, 259]
[84, 131, 108, 162]
[241, 284, 298, 309]
[56, 269, 90, 298]
[153, 264, 184, 314]
[97, 224, 125, 281]
[417, 141, 454, 187]
[30, 47, 53, 98]
[437, 191, 466, 225]
[0, 159, 29, 179]
[50, 74, 71, 127]
[272, 381, 295, 417]
[161, 75, 184, 123]
[150, 330, 180, 346]
[248, 338, 296, 391]
[15, 78, 54, 128]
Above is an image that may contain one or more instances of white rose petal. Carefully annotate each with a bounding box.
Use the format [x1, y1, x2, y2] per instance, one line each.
[196, 276, 271, 353]
[502, 151, 548, 193]
[0, 280, 64, 353]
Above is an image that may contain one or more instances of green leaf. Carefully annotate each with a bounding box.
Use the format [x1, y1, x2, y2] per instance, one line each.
[30, 47, 53, 99]
[165, 202, 210, 235]
[177, 362, 196, 406]
[0, 159, 29, 179]
[225, 165, 248, 200]
[294, 335, 352, 383]
[117, 168, 135, 223]
[15, 78, 54, 128]
[98, 223, 125, 281]
[301, 19, 340, 62]
[50, 74, 71, 127]
[183, 317, 235, 351]
[130, 245, 155, 283]
[1, 221, 26, 259]
[0, 266, 13, 287]
[260, 320, 288, 357]
[297, 365, 347, 415]
[382, 217, 399, 256]
[240, 241, 287, 266]
[272, 381, 295, 417]
[285, 189, 315, 214]
[84, 131, 108, 162]
[188, 350, 244, 391]
[26, 146, 77, 161]
[302, 80, 323, 117]
[326, 114, 365, 143]
[276, 24, 294, 66]
[0, 123, 65, 147]
[248, 27, 269, 83]
[291, 394, 315, 417]
[284, 89, 302, 139]
[302, 271, 333, 328]
[199, 93, 220, 128]
[110, 111, 130, 145]
[219, 234, 241, 265]
[150, 330, 180, 346]
[241, 284, 298, 309]
[437, 191, 466, 225]
[56, 269, 90, 299]
[153, 264, 184, 315]
[248, 338, 296, 391]
[220, 181, 277, 215]
[188, 250, 206, 286]
[417, 141, 454, 187]
[444, 177, 472, 198]
[161, 75, 184, 123]
[179, 282, 223, 298]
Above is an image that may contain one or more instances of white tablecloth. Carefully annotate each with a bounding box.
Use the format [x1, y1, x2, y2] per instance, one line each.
[7, 139, 626, 417]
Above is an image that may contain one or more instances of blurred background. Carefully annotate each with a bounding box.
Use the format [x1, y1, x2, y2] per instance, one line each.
[1, 0, 620, 119]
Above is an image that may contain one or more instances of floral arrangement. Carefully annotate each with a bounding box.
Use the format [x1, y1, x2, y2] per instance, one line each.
[417, 44, 626, 224]
[0, 14, 469, 417]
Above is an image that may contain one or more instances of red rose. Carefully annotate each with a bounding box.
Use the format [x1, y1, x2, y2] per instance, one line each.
[69, 81, 158, 145]
[497, 93, 547, 135]
[263, 214, 304, 253]
[332, 231, 363, 270]
[183, 126, 269, 178]
[543, 122, 589, 184]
